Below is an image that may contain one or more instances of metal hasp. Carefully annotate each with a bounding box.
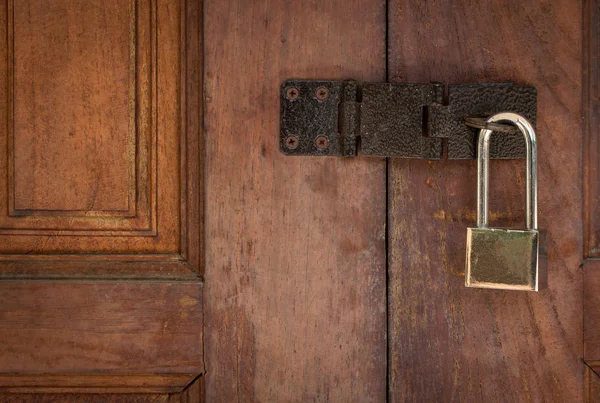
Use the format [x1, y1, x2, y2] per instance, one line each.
[280, 80, 537, 159]
[465, 113, 547, 291]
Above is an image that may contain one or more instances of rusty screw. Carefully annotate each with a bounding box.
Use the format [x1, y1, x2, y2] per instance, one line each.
[286, 87, 299, 100]
[285, 136, 299, 150]
[315, 136, 329, 150]
[315, 87, 329, 100]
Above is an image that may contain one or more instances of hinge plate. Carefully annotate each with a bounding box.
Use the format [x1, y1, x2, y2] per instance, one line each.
[280, 80, 537, 160]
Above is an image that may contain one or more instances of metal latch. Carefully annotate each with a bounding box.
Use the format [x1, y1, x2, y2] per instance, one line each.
[280, 80, 537, 160]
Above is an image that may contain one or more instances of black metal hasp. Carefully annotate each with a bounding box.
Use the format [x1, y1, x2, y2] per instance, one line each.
[280, 80, 537, 159]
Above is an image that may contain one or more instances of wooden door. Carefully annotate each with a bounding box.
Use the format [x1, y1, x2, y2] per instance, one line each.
[202, 1, 387, 401]
[1, 1, 597, 402]
[202, 1, 598, 402]
[386, 0, 597, 402]
[0, 0, 205, 401]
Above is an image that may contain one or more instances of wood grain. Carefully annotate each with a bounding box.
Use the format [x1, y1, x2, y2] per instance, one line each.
[0, 0, 205, 398]
[0, 0, 188, 253]
[584, 0, 600, 391]
[0, 282, 202, 374]
[12, 0, 132, 212]
[387, 0, 583, 401]
[0, 374, 195, 394]
[0, 282, 203, 393]
[180, 0, 204, 275]
[585, 0, 600, 257]
[0, 375, 203, 402]
[585, 261, 600, 364]
[2, 0, 155, 234]
[0, 0, 203, 278]
[203, 0, 387, 401]
[0, 395, 173, 403]
[588, 366, 600, 403]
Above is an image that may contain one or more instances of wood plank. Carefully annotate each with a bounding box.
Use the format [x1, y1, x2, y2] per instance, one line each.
[180, 0, 204, 275]
[587, 365, 600, 403]
[0, 374, 194, 394]
[0, 282, 203, 393]
[0, 384, 201, 403]
[585, 0, 600, 257]
[585, 0, 600, 389]
[178, 375, 203, 403]
[586, 261, 600, 362]
[203, 0, 387, 401]
[387, 0, 583, 401]
[0, 394, 172, 402]
[0, 374, 204, 403]
[0, 254, 200, 281]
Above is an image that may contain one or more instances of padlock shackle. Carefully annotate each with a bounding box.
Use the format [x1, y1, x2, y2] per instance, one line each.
[477, 112, 537, 230]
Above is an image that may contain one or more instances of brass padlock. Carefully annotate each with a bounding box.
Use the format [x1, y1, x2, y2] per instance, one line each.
[465, 112, 547, 291]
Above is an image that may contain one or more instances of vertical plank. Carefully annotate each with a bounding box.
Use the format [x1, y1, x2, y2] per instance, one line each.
[177, 375, 203, 403]
[585, 0, 600, 396]
[585, 261, 600, 361]
[587, 365, 600, 403]
[204, 1, 386, 401]
[584, 0, 600, 257]
[387, 1, 583, 401]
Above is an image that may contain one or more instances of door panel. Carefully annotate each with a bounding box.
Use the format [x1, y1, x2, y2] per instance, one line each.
[12, 1, 132, 213]
[0, 0, 204, 397]
[0, 0, 184, 252]
[387, 0, 583, 401]
[0, 282, 202, 393]
[203, 0, 387, 401]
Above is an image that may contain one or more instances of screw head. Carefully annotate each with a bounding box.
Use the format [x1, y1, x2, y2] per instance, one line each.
[286, 87, 299, 100]
[315, 87, 329, 100]
[315, 136, 329, 150]
[285, 136, 299, 150]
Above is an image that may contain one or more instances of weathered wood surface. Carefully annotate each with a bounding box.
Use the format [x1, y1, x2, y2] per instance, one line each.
[0, 0, 205, 398]
[587, 366, 600, 402]
[0, 282, 203, 393]
[586, 262, 600, 367]
[203, 0, 387, 401]
[0, 376, 202, 402]
[585, 0, 600, 394]
[585, 0, 600, 258]
[387, 0, 583, 401]
[0, 395, 172, 403]
[0, 0, 203, 274]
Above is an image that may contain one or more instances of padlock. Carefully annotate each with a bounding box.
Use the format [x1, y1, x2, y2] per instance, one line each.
[465, 112, 547, 291]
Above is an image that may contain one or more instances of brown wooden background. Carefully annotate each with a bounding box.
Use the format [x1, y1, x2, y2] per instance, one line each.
[0, 0, 598, 401]
[387, 0, 585, 401]
[203, 0, 388, 401]
[0, 0, 205, 400]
